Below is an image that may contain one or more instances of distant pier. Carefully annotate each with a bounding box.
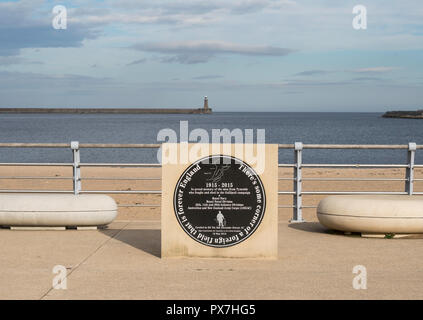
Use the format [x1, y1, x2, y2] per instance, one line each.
[382, 110, 423, 119]
[0, 97, 212, 115]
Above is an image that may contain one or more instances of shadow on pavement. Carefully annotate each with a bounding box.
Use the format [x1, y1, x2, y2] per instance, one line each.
[288, 222, 332, 234]
[101, 229, 161, 258]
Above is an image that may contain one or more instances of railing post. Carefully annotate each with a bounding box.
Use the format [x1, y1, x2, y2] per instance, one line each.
[71, 141, 81, 195]
[291, 142, 304, 223]
[405, 142, 416, 195]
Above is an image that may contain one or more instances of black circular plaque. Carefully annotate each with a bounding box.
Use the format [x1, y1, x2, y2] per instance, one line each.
[173, 155, 266, 247]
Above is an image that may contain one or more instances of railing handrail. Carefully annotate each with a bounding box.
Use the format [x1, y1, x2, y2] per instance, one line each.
[0, 142, 421, 149]
[0, 143, 161, 148]
[294, 144, 413, 149]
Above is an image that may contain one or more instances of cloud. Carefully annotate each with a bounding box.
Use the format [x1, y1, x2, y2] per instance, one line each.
[112, 0, 293, 16]
[113, 0, 221, 15]
[0, 56, 43, 66]
[290, 68, 397, 79]
[65, 0, 296, 28]
[115, 79, 351, 91]
[192, 75, 224, 80]
[352, 76, 384, 81]
[133, 40, 294, 55]
[231, 0, 275, 14]
[68, 12, 191, 25]
[0, 70, 118, 107]
[293, 70, 330, 76]
[0, 1, 101, 57]
[351, 67, 398, 73]
[0, 57, 25, 66]
[132, 40, 295, 63]
[126, 58, 147, 66]
[281, 79, 352, 87]
[0, 71, 113, 91]
[0, 26, 99, 56]
[157, 54, 213, 64]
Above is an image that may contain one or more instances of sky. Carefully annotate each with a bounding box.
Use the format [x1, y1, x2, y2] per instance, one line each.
[0, 0, 422, 112]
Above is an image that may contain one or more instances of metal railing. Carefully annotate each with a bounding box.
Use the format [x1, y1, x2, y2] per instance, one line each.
[0, 142, 421, 222]
[278, 142, 421, 222]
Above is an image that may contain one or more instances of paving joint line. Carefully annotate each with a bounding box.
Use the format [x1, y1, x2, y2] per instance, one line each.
[39, 222, 131, 300]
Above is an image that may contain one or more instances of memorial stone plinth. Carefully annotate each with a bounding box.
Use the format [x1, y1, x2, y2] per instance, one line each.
[161, 144, 278, 258]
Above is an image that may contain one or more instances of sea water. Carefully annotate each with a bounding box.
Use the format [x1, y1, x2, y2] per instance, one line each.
[0, 112, 421, 164]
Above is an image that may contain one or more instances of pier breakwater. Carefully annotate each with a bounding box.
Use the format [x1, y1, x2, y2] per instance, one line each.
[0, 107, 212, 114]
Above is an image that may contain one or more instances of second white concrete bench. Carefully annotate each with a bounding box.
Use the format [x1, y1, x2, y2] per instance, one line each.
[317, 195, 423, 234]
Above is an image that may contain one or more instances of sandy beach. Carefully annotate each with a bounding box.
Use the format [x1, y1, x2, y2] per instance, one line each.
[1, 165, 421, 222]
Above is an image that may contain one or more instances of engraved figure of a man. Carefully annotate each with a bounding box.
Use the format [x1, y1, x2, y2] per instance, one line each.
[216, 211, 225, 227]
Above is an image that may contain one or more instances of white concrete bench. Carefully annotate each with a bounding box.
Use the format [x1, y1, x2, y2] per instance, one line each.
[317, 195, 423, 234]
[0, 194, 117, 229]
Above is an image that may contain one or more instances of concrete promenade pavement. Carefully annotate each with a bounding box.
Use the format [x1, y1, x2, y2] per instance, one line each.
[1, 220, 423, 300]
